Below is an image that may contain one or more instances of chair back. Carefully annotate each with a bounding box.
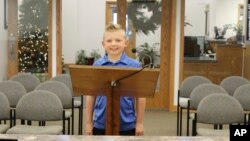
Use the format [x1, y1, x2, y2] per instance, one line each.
[197, 93, 244, 124]
[16, 90, 63, 121]
[190, 83, 228, 109]
[0, 91, 10, 120]
[10, 73, 41, 92]
[0, 80, 27, 107]
[220, 76, 250, 96]
[51, 74, 73, 95]
[180, 76, 212, 98]
[233, 84, 250, 111]
[35, 81, 72, 109]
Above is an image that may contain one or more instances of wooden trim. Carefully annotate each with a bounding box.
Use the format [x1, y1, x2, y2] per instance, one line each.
[244, 45, 250, 79]
[105, 1, 113, 25]
[116, 0, 133, 57]
[7, 0, 18, 79]
[179, 0, 185, 86]
[56, 0, 62, 75]
[161, 0, 175, 111]
[146, 0, 176, 110]
[117, 0, 126, 29]
[48, 0, 53, 79]
[168, 0, 177, 111]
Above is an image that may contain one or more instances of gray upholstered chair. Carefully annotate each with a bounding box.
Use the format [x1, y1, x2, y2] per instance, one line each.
[187, 83, 228, 136]
[192, 93, 245, 136]
[51, 74, 83, 134]
[0, 80, 27, 126]
[10, 73, 41, 92]
[233, 84, 250, 124]
[6, 90, 65, 135]
[220, 76, 250, 96]
[0, 91, 11, 133]
[35, 81, 73, 135]
[177, 75, 212, 136]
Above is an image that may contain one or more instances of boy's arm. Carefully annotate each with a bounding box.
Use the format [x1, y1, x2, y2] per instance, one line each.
[135, 97, 146, 136]
[85, 95, 96, 135]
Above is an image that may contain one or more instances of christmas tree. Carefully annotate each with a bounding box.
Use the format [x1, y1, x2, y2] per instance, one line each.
[18, 0, 49, 73]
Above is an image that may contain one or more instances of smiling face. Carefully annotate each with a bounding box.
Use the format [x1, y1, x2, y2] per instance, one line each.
[102, 30, 128, 61]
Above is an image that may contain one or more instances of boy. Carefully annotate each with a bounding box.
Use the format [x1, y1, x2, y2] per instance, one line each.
[85, 23, 146, 136]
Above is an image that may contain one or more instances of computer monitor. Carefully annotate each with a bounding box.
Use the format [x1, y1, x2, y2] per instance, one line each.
[184, 36, 205, 57]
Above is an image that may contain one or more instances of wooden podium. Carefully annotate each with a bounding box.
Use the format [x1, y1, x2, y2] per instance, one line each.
[69, 65, 160, 135]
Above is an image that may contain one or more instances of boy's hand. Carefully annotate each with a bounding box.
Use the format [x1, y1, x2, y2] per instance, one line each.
[135, 122, 144, 136]
[86, 122, 93, 135]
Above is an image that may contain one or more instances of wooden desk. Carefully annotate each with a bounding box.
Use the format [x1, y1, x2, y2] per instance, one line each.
[184, 44, 244, 84]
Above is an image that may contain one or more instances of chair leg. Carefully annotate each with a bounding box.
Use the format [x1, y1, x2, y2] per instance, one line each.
[27, 120, 32, 125]
[177, 105, 179, 136]
[68, 118, 70, 135]
[187, 101, 190, 136]
[71, 98, 74, 135]
[244, 113, 247, 125]
[10, 110, 12, 128]
[79, 95, 83, 135]
[21, 120, 25, 125]
[177, 91, 180, 136]
[192, 113, 197, 136]
[63, 111, 65, 135]
[247, 114, 250, 125]
[78, 107, 82, 135]
[14, 109, 16, 126]
[180, 107, 183, 136]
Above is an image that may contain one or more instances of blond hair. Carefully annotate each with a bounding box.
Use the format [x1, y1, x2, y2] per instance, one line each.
[105, 23, 124, 32]
[103, 23, 126, 39]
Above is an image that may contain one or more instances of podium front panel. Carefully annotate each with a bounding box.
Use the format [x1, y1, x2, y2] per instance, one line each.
[69, 65, 160, 97]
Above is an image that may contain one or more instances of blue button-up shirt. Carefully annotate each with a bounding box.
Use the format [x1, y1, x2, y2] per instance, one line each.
[93, 53, 141, 131]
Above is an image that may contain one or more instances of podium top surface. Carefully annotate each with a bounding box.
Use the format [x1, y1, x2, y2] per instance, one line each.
[69, 65, 160, 97]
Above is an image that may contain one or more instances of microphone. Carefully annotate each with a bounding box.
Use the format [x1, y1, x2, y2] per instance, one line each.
[131, 48, 153, 68]
[112, 62, 153, 87]
[109, 48, 154, 87]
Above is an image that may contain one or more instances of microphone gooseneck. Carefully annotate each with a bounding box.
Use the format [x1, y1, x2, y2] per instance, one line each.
[111, 63, 153, 87]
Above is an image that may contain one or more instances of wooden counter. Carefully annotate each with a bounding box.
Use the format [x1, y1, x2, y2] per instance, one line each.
[0, 134, 229, 141]
[184, 44, 244, 84]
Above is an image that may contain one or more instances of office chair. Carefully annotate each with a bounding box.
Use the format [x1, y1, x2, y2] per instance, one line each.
[51, 74, 83, 135]
[192, 93, 244, 136]
[233, 84, 250, 124]
[0, 80, 27, 126]
[6, 90, 65, 135]
[220, 76, 250, 96]
[35, 81, 74, 135]
[187, 83, 228, 136]
[10, 73, 41, 92]
[177, 75, 211, 136]
[0, 91, 11, 133]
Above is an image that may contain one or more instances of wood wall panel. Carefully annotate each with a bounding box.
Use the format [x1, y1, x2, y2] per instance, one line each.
[244, 46, 250, 79]
[7, 0, 18, 79]
[146, 0, 176, 110]
[56, 0, 62, 75]
[184, 45, 244, 84]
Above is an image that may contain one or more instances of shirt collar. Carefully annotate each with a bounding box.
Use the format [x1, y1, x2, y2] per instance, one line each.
[100, 52, 129, 65]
